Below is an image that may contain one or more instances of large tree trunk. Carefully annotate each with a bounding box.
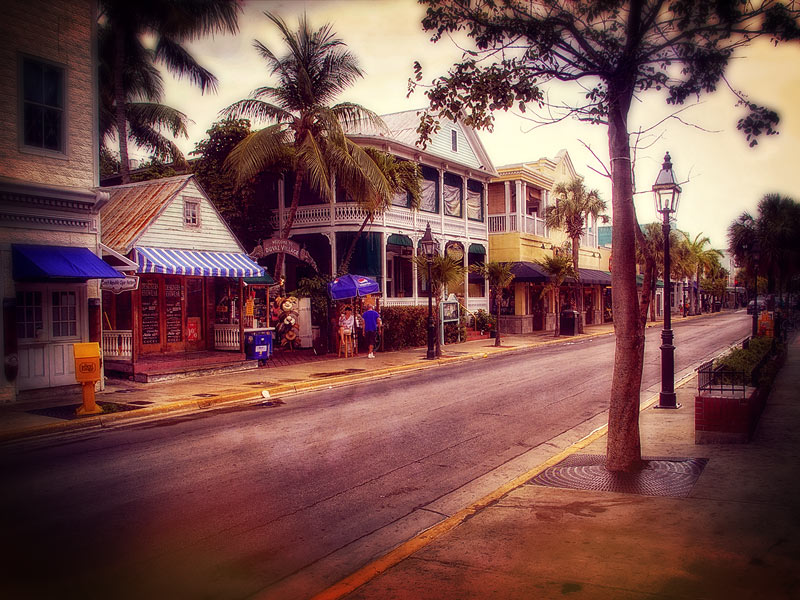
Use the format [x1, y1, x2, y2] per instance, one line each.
[114, 34, 131, 184]
[605, 78, 644, 473]
[639, 259, 655, 325]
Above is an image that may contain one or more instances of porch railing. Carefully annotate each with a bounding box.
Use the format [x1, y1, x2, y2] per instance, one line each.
[214, 324, 241, 350]
[488, 213, 547, 237]
[467, 297, 490, 313]
[102, 330, 133, 359]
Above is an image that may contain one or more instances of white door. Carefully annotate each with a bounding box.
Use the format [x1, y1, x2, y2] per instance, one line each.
[16, 285, 84, 390]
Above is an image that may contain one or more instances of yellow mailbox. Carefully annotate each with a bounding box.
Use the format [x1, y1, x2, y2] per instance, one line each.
[73, 342, 102, 415]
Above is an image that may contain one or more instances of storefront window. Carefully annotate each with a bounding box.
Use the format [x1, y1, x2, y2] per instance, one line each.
[16, 291, 43, 339]
[51, 291, 77, 337]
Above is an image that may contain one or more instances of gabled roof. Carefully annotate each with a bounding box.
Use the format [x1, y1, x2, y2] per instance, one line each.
[99, 175, 193, 254]
[348, 109, 497, 177]
[493, 149, 578, 188]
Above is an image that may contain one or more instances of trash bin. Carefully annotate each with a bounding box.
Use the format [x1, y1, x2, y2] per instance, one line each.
[560, 309, 578, 336]
[245, 330, 272, 361]
[73, 342, 102, 415]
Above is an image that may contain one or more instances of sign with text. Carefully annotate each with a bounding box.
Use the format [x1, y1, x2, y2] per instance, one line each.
[249, 238, 318, 272]
[101, 275, 139, 294]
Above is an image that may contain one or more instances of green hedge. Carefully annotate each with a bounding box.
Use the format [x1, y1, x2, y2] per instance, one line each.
[714, 336, 783, 387]
[381, 306, 428, 350]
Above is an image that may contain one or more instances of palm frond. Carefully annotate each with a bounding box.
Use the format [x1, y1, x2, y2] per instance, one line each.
[155, 36, 218, 94]
[224, 125, 292, 187]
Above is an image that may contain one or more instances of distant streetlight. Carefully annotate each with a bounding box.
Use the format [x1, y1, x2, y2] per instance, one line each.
[653, 152, 682, 410]
[420, 223, 437, 360]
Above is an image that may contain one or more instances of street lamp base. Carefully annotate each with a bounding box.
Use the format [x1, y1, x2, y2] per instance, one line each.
[655, 392, 681, 410]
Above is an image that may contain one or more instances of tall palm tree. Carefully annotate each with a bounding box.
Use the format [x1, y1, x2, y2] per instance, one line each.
[682, 232, 723, 315]
[537, 254, 576, 338]
[470, 262, 514, 347]
[546, 178, 608, 333]
[99, 0, 240, 183]
[636, 223, 662, 324]
[337, 150, 422, 276]
[414, 254, 466, 357]
[222, 12, 389, 279]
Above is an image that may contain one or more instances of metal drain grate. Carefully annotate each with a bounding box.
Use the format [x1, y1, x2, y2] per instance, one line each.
[529, 454, 709, 498]
[192, 393, 218, 398]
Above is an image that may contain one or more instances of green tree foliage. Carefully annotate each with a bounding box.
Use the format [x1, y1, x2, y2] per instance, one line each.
[682, 232, 723, 315]
[130, 155, 178, 182]
[191, 118, 273, 251]
[222, 13, 388, 279]
[547, 178, 608, 332]
[414, 254, 466, 356]
[470, 261, 514, 346]
[537, 254, 577, 338]
[414, 0, 800, 472]
[728, 194, 800, 300]
[99, 0, 239, 183]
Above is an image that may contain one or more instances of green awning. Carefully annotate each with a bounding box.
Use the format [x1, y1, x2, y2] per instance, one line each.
[468, 243, 486, 255]
[244, 273, 275, 285]
[387, 234, 412, 247]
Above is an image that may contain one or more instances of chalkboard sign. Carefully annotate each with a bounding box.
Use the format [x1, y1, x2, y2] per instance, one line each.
[165, 283, 182, 343]
[141, 281, 160, 345]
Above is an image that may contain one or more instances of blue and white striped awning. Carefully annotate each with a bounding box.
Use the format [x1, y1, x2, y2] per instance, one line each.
[135, 247, 265, 277]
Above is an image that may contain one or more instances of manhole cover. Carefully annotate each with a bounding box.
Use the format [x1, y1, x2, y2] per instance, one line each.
[192, 393, 218, 398]
[529, 454, 708, 498]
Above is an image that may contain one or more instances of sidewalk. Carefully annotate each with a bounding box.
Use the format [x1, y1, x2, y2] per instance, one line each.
[1, 319, 628, 442]
[319, 334, 800, 600]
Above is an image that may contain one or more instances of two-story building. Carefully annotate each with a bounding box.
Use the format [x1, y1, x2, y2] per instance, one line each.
[0, 0, 124, 401]
[487, 151, 611, 333]
[267, 110, 496, 315]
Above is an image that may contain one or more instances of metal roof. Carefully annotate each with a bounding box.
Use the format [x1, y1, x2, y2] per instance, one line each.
[99, 175, 192, 254]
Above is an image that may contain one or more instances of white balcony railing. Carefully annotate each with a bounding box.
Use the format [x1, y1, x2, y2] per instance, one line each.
[270, 204, 488, 241]
[214, 324, 240, 350]
[382, 297, 420, 307]
[488, 213, 547, 237]
[102, 330, 133, 359]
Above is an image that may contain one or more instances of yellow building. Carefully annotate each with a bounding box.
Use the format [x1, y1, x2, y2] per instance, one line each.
[487, 150, 611, 333]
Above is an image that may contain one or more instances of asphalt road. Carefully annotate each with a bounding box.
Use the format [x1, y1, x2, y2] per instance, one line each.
[0, 312, 750, 600]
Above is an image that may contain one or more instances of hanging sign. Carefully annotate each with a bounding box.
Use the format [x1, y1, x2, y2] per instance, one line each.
[250, 238, 318, 271]
[101, 275, 139, 294]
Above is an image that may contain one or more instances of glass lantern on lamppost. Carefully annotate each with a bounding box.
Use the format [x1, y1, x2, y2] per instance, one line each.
[653, 152, 682, 409]
[420, 223, 437, 360]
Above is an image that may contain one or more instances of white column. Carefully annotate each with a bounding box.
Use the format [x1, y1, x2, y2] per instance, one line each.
[439, 168, 445, 232]
[278, 175, 285, 232]
[324, 232, 336, 277]
[462, 175, 468, 235]
[411, 235, 419, 302]
[380, 232, 387, 299]
[330, 174, 336, 226]
[504, 181, 511, 217]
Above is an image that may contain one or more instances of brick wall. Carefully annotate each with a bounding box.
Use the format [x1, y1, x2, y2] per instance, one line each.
[0, 0, 96, 188]
[695, 388, 766, 444]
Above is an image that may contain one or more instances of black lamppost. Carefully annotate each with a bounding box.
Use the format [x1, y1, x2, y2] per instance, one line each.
[653, 152, 682, 409]
[420, 223, 437, 360]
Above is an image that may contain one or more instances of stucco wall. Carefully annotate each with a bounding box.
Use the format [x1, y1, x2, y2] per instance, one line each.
[0, 0, 96, 189]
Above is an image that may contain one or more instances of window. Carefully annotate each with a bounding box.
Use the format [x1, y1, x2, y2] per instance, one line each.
[451, 129, 458, 152]
[51, 291, 77, 337]
[22, 56, 65, 152]
[184, 199, 200, 227]
[16, 291, 43, 339]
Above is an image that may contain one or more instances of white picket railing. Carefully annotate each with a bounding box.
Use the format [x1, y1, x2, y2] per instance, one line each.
[214, 324, 240, 350]
[102, 330, 133, 359]
[467, 297, 490, 313]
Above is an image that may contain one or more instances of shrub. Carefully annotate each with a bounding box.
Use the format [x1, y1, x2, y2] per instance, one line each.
[714, 336, 780, 385]
[473, 309, 496, 332]
[380, 306, 428, 350]
[445, 314, 467, 344]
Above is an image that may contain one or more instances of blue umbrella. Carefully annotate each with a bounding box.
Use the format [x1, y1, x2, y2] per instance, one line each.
[328, 274, 380, 300]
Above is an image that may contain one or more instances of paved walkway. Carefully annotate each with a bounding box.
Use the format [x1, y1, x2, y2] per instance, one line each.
[316, 334, 800, 600]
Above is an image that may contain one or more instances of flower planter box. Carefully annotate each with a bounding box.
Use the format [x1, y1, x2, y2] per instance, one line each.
[695, 387, 764, 444]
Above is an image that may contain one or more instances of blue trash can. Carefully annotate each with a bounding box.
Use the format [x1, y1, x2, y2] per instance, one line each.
[245, 330, 271, 361]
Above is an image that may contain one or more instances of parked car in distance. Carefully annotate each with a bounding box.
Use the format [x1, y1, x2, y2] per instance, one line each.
[747, 300, 766, 314]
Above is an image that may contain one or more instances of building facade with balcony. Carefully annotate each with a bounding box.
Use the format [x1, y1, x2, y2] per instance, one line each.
[0, 0, 128, 401]
[487, 150, 611, 333]
[268, 110, 496, 315]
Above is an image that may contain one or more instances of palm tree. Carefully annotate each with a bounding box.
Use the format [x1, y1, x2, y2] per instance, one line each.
[470, 262, 514, 347]
[537, 254, 576, 338]
[682, 232, 722, 315]
[99, 0, 240, 183]
[337, 150, 422, 276]
[636, 223, 662, 324]
[414, 254, 466, 357]
[546, 178, 608, 333]
[222, 13, 389, 279]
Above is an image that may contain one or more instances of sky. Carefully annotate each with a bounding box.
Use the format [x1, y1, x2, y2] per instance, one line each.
[159, 0, 800, 259]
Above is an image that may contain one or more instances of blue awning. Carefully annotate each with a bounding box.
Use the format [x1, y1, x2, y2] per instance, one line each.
[13, 244, 124, 281]
[135, 247, 264, 277]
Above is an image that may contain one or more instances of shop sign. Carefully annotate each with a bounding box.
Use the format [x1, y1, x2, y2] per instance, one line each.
[101, 275, 139, 294]
[250, 238, 318, 271]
